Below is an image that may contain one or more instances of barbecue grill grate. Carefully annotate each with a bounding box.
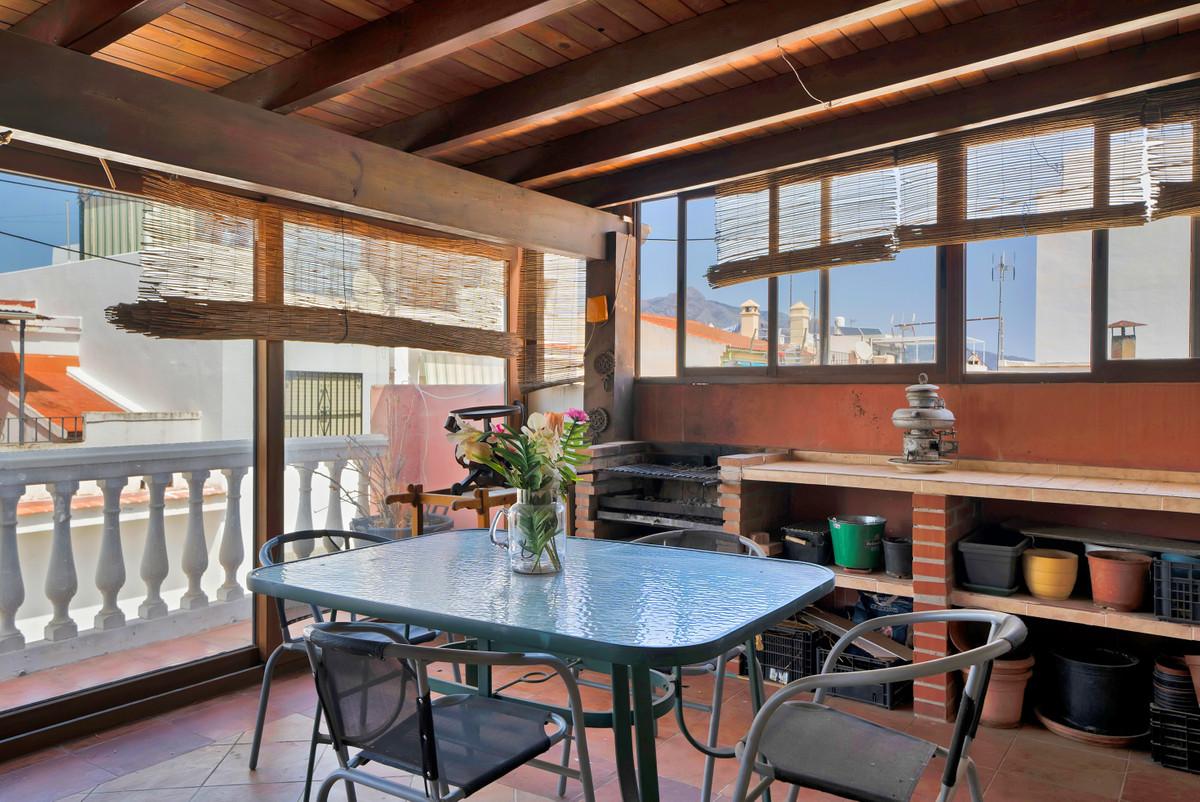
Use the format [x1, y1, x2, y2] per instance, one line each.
[601, 463, 720, 484]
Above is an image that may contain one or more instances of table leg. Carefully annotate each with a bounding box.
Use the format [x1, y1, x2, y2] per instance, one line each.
[632, 665, 660, 802]
[477, 639, 492, 697]
[609, 664, 642, 802]
[745, 640, 772, 802]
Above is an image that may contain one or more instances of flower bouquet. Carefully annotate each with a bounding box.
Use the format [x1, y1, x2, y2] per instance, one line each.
[448, 409, 591, 574]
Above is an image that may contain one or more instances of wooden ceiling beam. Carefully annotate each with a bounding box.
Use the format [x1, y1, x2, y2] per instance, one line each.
[215, 0, 585, 115]
[0, 31, 625, 260]
[545, 30, 1200, 208]
[469, 0, 1200, 186]
[10, 0, 185, 54]
[360, 0, 911, 156]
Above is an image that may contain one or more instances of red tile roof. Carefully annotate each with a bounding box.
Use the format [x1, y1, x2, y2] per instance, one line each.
[640, 312, 768, 351]
[0, 354, 122, 432]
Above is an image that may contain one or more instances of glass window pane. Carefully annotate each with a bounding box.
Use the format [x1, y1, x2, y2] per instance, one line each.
[827, 247, 937, 365]
[638, 198, 678, 377]
[685, 195, 770, 368]
[778, 181, 820, 252]
[778, 271, 821, 365]
[967, 127, 1094, 219]
[0, 171, 254, 707]
[830, 168, 896, 244]
[1107, 216, 1193, 360]
[965, 232, 1091, 372]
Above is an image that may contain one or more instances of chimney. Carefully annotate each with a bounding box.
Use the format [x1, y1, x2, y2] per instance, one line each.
[789, 300, 810, 349]
[739, 299, 760, 339]
[1108, 320, 1144, 360]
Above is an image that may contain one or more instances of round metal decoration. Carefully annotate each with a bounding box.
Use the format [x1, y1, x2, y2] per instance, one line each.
[593, 350, 615, 376]
[587, 407, 610, 436]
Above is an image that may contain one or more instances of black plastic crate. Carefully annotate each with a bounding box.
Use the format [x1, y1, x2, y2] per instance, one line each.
[751, 621, 823, 685]
[1151, 703, 1200, 774]
[816, 647, 913, 710]
[1153, 559, 1200, 624]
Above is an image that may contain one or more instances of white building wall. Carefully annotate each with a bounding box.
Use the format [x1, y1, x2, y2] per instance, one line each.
[1107, 216, 1192, 358]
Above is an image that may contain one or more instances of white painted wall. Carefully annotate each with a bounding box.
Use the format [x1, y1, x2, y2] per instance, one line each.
[1107, 216, 1192, 359]
[1034, 230, 1093, 364]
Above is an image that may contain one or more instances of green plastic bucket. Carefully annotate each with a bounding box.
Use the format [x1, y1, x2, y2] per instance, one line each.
[828, 516, 886, 570]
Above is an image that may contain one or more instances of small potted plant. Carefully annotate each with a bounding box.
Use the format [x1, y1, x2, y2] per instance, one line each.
[448, 409, 591, 574]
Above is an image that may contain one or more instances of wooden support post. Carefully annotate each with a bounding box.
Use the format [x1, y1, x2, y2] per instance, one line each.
[584, 225, 637, 442]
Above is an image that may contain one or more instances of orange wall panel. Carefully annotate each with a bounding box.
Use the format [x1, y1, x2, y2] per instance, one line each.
[635, 381, 1200, 471]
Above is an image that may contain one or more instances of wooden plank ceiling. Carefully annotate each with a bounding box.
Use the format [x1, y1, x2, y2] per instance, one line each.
[4, 0, 1200, 206]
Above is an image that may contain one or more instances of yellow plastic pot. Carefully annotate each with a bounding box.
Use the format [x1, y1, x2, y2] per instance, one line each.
[1023, 548, 1079, 600]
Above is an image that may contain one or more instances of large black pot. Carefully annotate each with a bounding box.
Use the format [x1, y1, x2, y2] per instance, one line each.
[1048, 647, 1148, 735]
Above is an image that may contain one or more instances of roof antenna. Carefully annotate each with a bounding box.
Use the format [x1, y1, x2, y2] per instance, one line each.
[777, 42, 832, 108]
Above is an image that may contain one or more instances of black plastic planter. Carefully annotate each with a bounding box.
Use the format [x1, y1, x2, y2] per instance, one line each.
[957, 526, 1030, 593]
[883, 537, 913, 579]
[783, 521, 832, 565]
[1049, 647, 1148, 736]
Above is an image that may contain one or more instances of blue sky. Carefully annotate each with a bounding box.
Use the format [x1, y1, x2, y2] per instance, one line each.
[0, 173, 80, 272]
[640, 194, 1040, 359]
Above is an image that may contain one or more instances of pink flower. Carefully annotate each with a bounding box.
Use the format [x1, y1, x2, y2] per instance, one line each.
[494, 423, 506, 433]
[565, 408, 589, 423]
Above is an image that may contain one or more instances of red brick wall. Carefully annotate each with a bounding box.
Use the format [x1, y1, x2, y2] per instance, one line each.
[634, 381, 1200, 472]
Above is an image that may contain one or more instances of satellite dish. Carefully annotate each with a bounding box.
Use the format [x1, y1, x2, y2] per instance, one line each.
[853, 341, 873, 362]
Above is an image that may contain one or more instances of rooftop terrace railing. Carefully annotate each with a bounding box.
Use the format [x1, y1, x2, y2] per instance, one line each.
[0, 434, 386, 676]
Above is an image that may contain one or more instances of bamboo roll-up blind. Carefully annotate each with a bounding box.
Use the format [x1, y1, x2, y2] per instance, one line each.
[706, 83, 1200, 288]
[516, 249, 587, 392]
[107, 177, 518, 357]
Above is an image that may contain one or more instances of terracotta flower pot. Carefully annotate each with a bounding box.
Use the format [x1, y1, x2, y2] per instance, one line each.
[1023, 548, 1078, 600]
[1186, 655, 1200, 702]
[1087, 550, 1152, 612]
[961, 654, 1035, 729]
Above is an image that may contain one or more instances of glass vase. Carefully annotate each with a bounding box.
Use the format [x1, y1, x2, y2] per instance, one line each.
[489, 486, 566, 574]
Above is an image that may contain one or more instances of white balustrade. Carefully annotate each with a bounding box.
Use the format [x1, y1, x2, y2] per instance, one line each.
[179, 470, 211, 610]
[217, 467, 247, 602]
[0, 435, 385, 669]
[94, 477, 128, 630]
[138, 472, 173, 620]
[292, 462, 317, 558]
[44, 481, 80, 641]
[323, 459, 347, 531]
[0, 483, 27, 653]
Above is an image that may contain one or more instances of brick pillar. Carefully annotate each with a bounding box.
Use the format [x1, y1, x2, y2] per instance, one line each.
[573, 441, 649, 540]
[911, 493, 977, 720]
[718, 452, 790, 555]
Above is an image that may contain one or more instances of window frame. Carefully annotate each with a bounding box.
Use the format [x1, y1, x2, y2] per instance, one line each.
[636, 207, 1200, 385]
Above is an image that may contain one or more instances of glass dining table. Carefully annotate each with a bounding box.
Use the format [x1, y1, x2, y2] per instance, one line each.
[247, 529, 835, 802]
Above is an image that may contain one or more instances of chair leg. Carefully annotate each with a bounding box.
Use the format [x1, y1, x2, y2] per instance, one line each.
[302, 699, 322, 802]
[557, 725, 573, 797]
[785, 786, 800, 802]
[335, 744, 359, 802]
[248, 643, 285, 770]
[966, 757, 984, 802]
[700, 653, 728, 802]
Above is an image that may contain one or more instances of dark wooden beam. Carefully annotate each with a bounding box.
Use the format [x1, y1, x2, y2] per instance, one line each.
[360, 0, 909, 156]
[10, 0, 185, 53]
[469, 0, 1200, 186]
[215, 0, 584, 114]
[0, 31, 625, 259]
[547, 30, 1200, 208]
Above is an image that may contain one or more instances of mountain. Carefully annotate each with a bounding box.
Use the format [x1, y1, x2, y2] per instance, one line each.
[641, 287, 741, 330]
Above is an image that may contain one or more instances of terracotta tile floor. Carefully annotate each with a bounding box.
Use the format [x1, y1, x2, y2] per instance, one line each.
[2, 664, 1199, 802]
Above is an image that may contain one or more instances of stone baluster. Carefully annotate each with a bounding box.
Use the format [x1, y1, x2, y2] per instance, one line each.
[94, 477, 129, 630]
[293, 463, 317, 558]
[44, 481, 80, 641]
[138, 473, 173, 619]
[179, 470, 211, 610]
[355, 458, 371, 521]
[216, 467, 247, 601]
[0, 483, 27, 653]
[323, 459, 347, 531]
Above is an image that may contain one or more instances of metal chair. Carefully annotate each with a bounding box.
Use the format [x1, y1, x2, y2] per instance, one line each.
[634, 528, 767, 802]
[304, 621, 596, 802]
[249, 529, 439, 800]
[729, 610, 1027, 802]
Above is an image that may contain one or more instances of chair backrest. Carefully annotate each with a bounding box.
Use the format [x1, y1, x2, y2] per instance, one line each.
[635, 528, 767, 557]
[305, 622, 438, 784]
[260, 529, 390, 642]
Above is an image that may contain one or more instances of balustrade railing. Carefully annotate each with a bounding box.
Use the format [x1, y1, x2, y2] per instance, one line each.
[0, 435, 386, 667]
